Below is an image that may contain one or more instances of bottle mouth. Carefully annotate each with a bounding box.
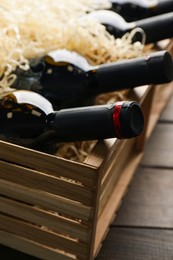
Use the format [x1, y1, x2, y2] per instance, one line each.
[112, 101, 144, 138]
[147, 51, 173, 84]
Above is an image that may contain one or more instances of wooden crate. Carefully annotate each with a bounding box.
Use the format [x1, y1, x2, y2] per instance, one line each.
[0, 40, 172, 260]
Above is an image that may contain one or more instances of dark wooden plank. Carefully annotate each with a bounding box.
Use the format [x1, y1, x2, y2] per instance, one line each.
[141, 123, 173, 167]
[159, 94, 173, 122]
[96, 227, 173, 260]
[114, 167, 173, 227]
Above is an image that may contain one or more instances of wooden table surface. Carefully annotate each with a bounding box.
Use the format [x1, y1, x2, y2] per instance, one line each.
[1, 93, 173, 259]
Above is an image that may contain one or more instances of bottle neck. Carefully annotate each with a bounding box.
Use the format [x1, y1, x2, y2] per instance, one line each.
[134, 12, 173, 43]
[111, 2, 154, 22]
[110, 0, 173, 21]
[89, 10, 173, 44]
[40, 50, 173, 109]
[12, 48, 173, 110]
[48, 101, 144, 141]
[89, 51, 173, 95]
[110, 0, 158, 8]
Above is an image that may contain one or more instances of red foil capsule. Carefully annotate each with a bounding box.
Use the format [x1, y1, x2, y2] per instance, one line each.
[112, 102, 123, 139]
[112, 101, 144, 139]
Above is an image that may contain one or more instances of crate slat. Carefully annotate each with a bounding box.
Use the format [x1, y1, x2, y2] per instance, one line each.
[99, 139, 135, 217]
[0, 230, 75, 260]
[0, 141, 97, 187]
[0, 196, 91, 243]
[0, 179, 93, 222]
[0, 160, 94, 206]
[94, 151, 144, 257]
[0, 213, 89, 259]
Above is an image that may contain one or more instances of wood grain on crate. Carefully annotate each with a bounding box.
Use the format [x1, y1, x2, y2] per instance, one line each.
[0, 141, 97, 187]
[0, 230, 74, 260]
[85, 138, 143, 257]
[93, 150, 144, 257]
[0, 137, 101, 259]
[0, 123, 145, 260]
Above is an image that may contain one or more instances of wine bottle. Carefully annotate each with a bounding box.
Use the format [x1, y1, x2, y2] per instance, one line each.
[0, 90, 144, 148]
[107, 0, 173, 22]
[88, 10, 173, 43]
[12, 49, 173, 109]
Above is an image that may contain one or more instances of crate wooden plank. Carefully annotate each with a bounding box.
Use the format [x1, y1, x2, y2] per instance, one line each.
[85, 138, 119, 168]
[0, 160, 94, 206]
[0, 141, 97, 187]
[0, 179, 92, 222]
[94, 151, 143, 257]
[85, 140, 143, 218]
[100, 139, 134, 192]
[84, 138, 144, 259]
[96, 227, 173, 260]
[0, 230, 74, 260]
[0, 213, 89, 259]
[99, 139, 135, 216]
[114, 167, 173, 228]
[0, 196, 91, 242]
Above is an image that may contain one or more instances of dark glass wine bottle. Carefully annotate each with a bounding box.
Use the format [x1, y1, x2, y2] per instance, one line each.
[0, 90, 144, 148]
[88, 10, 173, 43]
[107, 0, 173, 22]
[12, 49, 173, 110]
